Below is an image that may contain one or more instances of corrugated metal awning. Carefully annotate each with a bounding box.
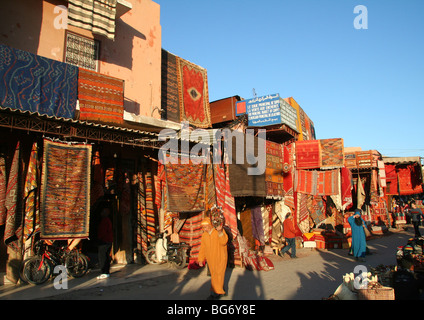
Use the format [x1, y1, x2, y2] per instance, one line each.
[0, 106, 162, 149]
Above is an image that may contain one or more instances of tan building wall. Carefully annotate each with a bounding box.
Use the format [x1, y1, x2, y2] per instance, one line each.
[0, 0, 162, 119]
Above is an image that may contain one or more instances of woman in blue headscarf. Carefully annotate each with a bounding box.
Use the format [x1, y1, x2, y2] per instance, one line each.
[348, 209, 367, 262]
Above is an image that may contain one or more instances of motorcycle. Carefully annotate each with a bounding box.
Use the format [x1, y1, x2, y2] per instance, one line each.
[144, 231, 190, 269]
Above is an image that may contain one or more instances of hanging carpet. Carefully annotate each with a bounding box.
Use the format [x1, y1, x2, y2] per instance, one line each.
[178, 212, 204, 262]
[4, 142, 23, 252]
[295, 140, 321, 170]
[165, 160, 206, 213]
[384, 164, 398, 195]
[214, 164, 238, 240]
[0, 43, 78, 119]
[136, 171, 148, 255]
[265, 140, 284, 198]
[341, 167, 353, 210]
[0, 155, 6, 226]
[40, 139, 91, 239]
[283, 143, 295, 208]
[177, 57, 211, 128]
[67, 0, 117, 40]
[308, 195, 326, 226]
[78, 68, 124, 124]
[295, 169, 339, 196]
[297, 193, 309, 233]
[161, 50, 181, 122]
[320, 138, 344, 169]
[397, 163, 423, 195]
[23, 142, 39, 240]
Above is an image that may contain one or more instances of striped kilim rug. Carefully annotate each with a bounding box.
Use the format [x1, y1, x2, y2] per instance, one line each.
[40, 139, 91, 239]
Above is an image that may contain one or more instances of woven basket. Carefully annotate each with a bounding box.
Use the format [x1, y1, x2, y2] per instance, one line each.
[357, 286, 395, 300]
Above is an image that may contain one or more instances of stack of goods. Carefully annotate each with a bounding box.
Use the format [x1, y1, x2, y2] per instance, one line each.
[327, 271, 394, 300]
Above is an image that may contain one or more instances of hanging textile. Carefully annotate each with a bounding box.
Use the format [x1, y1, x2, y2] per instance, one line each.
[384, 164, 398, 195]
[78, 68, 124, 124]
[177, 57, 212, 128]
[261, 204, 273, 243]
[205, 163, 216, 211]
[161, 50, 181, 122]
[4, 142, 23, 252]
[155, 162, 166, 210]
[308, 195, 326, 227]
[378, 160, 386, 188]
[155, 162, 167, 233]
[136, 172, 148, 255]
[67, 0, 118, 40]
[23, 142, 39, 241]
[165, 160, 206, 213]
[357, 175, 366, 209]
[40, 139, 91, 239]
[295, 169, 339, 196]
[319, 138, 344, 169]
[397, 163, 423, 195]
[341, 167, 353, 210]
[297, 193, 310, 233]
[295, 140, 321, 169]
[330, 170, 342, 210]
[283, 142, 295, 209]
[265, 140, 284, 198]
[144, 170, 156, 241]
[370, 170, 379, 205]
[214, 164, 237, 240]
[178, 212, 204, 263]
[0, 43, 78, 119]
[0, 155, 7, 226]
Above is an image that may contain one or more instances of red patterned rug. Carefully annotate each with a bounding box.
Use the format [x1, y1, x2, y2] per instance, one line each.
[40, 139, 91, 239]
[295, 140, 321, 169]
[177, 57, 211, 128]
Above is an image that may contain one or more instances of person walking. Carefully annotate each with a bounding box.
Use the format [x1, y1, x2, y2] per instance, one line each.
[97, 208, 113, 279]
[409, 201, 424, 238]
[198, 216, 228, 300]
[279, 211, 297, 259]
[348, 209, 367, 262]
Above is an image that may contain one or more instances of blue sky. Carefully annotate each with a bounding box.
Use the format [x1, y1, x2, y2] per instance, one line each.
[156, 0, 424, 159]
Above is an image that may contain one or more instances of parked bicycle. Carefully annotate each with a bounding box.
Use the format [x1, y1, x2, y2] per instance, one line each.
[21, 240, 89, 285]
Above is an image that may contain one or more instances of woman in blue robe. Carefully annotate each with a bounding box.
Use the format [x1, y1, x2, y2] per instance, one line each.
[348, 209, 367, 261]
